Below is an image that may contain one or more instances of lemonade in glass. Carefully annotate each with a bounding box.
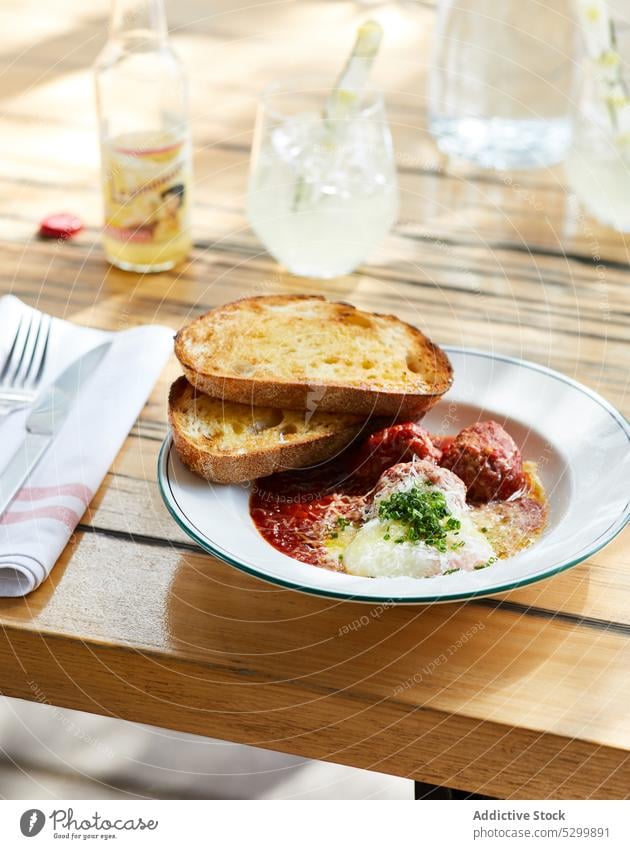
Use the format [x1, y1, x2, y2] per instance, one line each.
[247, 78, 399, 278]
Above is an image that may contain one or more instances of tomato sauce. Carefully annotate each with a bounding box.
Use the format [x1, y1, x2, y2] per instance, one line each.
[249, 425, 548, 574]
[249, 452, 370, 571]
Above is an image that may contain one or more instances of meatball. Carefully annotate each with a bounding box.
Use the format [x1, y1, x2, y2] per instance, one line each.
[369, 459, 467, 518]
[353, 423, 441, 485]
[441, 421, 524, 502]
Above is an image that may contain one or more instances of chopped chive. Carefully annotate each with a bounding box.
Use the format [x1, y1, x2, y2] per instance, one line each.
[378, 484, 461, 552]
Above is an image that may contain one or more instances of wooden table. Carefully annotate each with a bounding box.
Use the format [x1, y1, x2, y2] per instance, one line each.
[0, 0, 628, 800]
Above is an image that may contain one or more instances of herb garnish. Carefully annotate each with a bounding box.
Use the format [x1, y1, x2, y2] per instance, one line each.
[378, 485, 462, 552]
[474, 556, 498, 570]
[329, 515, 354, 539]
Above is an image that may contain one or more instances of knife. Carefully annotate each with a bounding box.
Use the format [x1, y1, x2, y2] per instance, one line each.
[0, 342, 111, 518]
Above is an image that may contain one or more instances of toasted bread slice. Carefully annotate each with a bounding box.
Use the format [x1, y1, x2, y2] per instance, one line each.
[168, 376, 365, 483]
[175, 296, 452, 417]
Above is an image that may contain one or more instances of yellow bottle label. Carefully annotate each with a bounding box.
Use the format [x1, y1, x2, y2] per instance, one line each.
[103, 131, 191, 249]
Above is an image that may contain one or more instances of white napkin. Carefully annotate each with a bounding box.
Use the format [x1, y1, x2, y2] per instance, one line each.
[0, 295, 173, 596]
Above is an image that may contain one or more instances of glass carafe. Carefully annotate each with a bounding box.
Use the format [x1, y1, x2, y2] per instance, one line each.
[428, 0, 580, 170]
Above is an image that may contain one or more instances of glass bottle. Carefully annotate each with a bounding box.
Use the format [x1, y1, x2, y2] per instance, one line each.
[94, 0, 192, 272]
[428, 0, 580, 170]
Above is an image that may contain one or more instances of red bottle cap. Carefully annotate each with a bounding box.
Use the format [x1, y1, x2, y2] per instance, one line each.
[39, 213, 83, 240]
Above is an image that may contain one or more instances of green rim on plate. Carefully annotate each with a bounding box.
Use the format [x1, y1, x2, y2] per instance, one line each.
[157, 347, 630, 604]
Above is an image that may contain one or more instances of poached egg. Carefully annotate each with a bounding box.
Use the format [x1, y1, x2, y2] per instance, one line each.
[343, 460, 494, 578]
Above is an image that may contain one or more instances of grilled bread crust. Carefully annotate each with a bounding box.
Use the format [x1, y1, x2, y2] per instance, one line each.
[168, 376, 366, 483]
[175, 296, 452, 418]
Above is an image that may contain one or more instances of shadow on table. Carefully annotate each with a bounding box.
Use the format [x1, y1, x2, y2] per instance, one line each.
[166, 550, 592, 703]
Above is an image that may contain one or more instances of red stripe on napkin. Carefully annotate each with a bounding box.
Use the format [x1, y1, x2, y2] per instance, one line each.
[1, 505, 82, 531]
[16, 484, 93, 504]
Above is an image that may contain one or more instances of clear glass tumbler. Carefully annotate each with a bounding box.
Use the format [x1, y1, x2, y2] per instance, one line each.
[565, 23, 630, 231]
[428, 0, 579, 170]
[246, 77, 399, 278]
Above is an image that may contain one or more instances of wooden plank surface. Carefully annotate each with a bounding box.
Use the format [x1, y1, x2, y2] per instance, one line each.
[0, 0, 629, 798]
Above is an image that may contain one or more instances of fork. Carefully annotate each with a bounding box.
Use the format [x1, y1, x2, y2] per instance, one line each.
[0, 311, 52, 418]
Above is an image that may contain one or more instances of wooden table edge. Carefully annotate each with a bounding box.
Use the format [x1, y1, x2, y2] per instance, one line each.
[1, 623, 628, 799]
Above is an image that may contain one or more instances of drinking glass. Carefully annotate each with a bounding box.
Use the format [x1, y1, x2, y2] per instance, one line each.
[428, 0, 579, 170]
[246, 77, 399, 278]
[565, 23, 630, 231]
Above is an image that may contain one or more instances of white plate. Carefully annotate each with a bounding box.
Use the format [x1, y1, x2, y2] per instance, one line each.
[158, 348, 629, 604]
